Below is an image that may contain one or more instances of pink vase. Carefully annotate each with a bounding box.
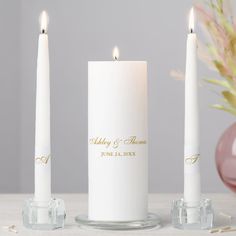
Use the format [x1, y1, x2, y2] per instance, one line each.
[216, 122, 236, 192]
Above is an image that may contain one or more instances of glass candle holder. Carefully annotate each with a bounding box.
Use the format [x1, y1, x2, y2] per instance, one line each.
[171, 198, 214, 230]
[22, 197, 66, 230]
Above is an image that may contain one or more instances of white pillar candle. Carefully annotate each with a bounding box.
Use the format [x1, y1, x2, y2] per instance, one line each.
[184, 8, 201, 206]
[88, 47, 148, 221]
[34, 11, 51, 202]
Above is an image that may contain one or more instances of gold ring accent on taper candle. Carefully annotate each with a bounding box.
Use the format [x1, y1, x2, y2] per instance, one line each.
[35, 155, 50, 164]
[184, 154, 200, 165]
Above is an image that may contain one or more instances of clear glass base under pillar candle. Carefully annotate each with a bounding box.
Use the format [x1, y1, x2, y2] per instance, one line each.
[75, 213, 161, 230]
[22, 198, 66, 230]
[171, 198, 214, 230]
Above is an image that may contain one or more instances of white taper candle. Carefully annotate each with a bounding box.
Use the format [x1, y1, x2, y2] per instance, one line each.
[184, 7, 201, 206]
[34, 11, 51, 202]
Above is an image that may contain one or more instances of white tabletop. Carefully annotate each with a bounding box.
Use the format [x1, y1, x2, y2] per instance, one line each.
[0, 193, 235, 235]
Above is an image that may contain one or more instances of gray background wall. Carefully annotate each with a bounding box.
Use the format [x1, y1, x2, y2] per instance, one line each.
[0, 0, 235, 193]
[0, 0, 20, 192]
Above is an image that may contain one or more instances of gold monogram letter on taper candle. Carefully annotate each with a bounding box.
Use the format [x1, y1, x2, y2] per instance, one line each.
[35, 155, 50, 164]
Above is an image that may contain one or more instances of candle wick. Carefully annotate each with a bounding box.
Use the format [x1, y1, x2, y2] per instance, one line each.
[190, 28, 194, 34]
[41, 29, 46, 34]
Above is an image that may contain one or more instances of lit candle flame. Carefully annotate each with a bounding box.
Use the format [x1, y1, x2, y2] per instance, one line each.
[39, 10, 49, 34]
[188, 7, 194, 33]
[113, 46, 119, 60]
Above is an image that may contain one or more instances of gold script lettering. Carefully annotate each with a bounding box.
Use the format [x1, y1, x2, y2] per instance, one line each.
[89, 137, 111, 148]
[89, 136, 146, 158]
[185, 155, 200, 165]
[124, 136, 146, 145]
[35, 155, 50, 164]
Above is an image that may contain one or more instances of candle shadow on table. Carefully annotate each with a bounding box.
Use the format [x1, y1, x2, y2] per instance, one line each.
[158, 212, 171, 229]
[63, 224, 79, 229]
